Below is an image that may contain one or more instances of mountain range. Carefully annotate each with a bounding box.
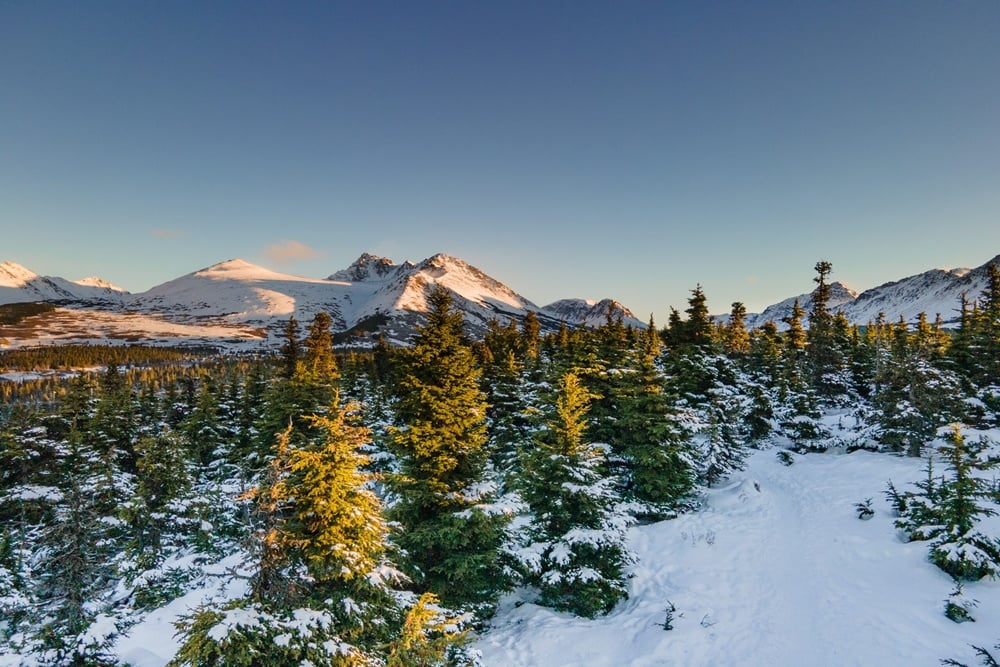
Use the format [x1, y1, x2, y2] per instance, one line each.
[1, 253, 997, 350]
[0, 253, 640, 349]
[739, 255, 998, 330]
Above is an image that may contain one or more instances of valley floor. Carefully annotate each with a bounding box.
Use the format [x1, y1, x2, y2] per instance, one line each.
[476, 449, 1000, 667]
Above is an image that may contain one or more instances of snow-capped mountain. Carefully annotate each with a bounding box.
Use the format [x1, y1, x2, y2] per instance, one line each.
[335, 253, 540, 327]
[129, 253, 552, 342]
[739, 255, 1000, 329]
[842, 263, 988, 325]
[0, 253, 634, 348]
[741, 282, 859, 330]
[134, 258, 351, 328]
[0, 261, 128, 305]
[541, 298, 645, 329]
[4, 252, 998, 349]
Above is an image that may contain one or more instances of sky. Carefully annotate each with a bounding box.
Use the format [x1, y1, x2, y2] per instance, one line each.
[2, 1, 999, 319]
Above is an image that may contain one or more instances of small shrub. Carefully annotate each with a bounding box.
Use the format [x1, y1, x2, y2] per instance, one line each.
[944, 583, 978, 624]
[855, 498, 875, 520]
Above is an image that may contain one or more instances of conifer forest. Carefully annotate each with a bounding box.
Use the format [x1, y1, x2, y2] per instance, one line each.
[2, 262, 1000, 666]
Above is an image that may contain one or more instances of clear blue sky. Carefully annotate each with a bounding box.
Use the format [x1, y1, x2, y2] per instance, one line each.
[2, 1, 999, 318]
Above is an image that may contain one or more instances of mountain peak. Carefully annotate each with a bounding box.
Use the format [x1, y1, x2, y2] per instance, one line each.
[328, 253, 399, 282]
[203, 258, 257, 271]
[542, 297, 643, 328]
[0, 260, 39, 286]
[193, 258, 285, 280]
[423, 252, 463, 267]
[74, 276, 127, 292]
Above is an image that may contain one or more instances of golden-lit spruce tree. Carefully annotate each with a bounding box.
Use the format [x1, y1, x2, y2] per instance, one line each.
[389, 287, 509, 611]
[518, 372, 633, 617]
[171, 397, 410, 666]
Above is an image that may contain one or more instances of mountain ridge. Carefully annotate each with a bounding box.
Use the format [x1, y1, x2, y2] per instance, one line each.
[2, 252, 998, 349]
[735, 254, 1000, 329]
[0, 253, 638, 349]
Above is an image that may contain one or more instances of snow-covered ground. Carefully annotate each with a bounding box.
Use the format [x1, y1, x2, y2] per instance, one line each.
[25, 448, 994, 666]
[477, 449, 1000, 667]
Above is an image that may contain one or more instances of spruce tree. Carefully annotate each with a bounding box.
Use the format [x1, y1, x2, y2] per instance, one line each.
[31, 430, 120, 665]
[389, 287, 509, 610]
[172, 397, 415, 666]
[517, 372, 633, 617]
[698, 381, 750, 486]
[613, 320, 694, 517]
[928, 426, 1000, 581]
[805, 261, 847, 397]
[723, 302, 751, 356]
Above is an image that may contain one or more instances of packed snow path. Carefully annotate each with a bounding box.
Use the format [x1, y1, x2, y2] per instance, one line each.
[477, 450, 1000, 666]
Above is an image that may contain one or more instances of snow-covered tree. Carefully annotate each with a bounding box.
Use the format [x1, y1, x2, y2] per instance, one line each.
[389, 287, 510, 611]
[612, 323, 695, 517]
[517, 372, 633, 618]
[928, 426, 1000, 581]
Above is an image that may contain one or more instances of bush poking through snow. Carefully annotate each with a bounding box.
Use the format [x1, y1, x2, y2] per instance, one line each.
[776, 450, 795, 466]
[855, 498, 875, 520]
[893, 427, 1000, 580]
[884, 480, 908, 517]
[944, 583, 978, 624]
[941, 642, 1000, 667]
[661, 600, 677, 631]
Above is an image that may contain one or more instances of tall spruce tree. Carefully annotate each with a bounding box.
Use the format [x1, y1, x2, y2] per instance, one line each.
[806, 261, 847, 397]
[517, 372, 633, 617]
[172, 397, 415, 666]
[928, 427, 1000, 581]
[389, 287, 509, 611]
[613, 320, 694, 517]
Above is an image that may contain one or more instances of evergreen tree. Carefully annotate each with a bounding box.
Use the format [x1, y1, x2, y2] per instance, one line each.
[172, 397, 422, 666]
[480, 319, 530, 481]
[181, 380, 225, 467]
[698, 380, 750, 486]
[783, 299, 808, 357]
[928, 427, 1000, 581]
[723, 302, 751, 356]
[874, 354, 963, 456]
[517, 373, 633, 617]
[891, 454, 947, 542]
[613, 321, 695, 517]
[279, 316, 302, 380]
[301, 311, 339, 408]
[31, 431, 120, 665]
[806, 261, 847, 397]
[389, 287, 509, 610]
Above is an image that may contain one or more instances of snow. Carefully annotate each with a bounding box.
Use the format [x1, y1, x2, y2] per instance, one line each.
[99, 447, 1000, 667]
[0, 261, 128, 305]
[0, 252, 648, 349]
[74, 276, 127, 292]
[114, 553, 248, 667]
[6, 485, 63, 502]
[476, 449, 1000, 667]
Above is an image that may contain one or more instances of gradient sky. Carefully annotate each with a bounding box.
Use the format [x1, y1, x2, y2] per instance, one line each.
[2, 1, 999, 319]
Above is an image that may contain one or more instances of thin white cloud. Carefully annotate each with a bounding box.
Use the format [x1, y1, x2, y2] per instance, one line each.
[265, 240, 323, 264]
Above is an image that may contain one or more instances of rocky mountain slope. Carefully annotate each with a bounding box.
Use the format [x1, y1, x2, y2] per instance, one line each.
[0, 261, 128, 305]
[739, 254, 999, 329]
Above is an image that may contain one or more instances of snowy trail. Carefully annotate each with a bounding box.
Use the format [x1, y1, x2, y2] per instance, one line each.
[476, 450, 1000, 666]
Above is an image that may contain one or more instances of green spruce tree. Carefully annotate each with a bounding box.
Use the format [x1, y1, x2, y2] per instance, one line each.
[389, 287, 509, 611]
[518, 372, 633, 617]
